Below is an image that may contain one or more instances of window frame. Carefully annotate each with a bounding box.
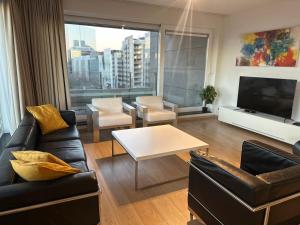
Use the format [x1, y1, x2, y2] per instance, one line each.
[64, 16, 215, 113]
[159, 25, 214, 112]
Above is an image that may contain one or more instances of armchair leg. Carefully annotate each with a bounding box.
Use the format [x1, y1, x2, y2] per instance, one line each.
[93, 128, 100, 143]
[143, 120, 148, 127]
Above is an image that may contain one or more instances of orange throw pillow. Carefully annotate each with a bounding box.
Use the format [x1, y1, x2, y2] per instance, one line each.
[26, 104, 69, 135]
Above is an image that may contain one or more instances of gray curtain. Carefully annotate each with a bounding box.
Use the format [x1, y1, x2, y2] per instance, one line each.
[0, 0, 24, 133]
[11, 0, 70, 110]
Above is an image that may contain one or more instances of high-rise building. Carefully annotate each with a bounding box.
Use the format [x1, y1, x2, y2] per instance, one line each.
[65, 24, 97, 51]
[98, 49, 123, 89]
[122, 35, 146, 88]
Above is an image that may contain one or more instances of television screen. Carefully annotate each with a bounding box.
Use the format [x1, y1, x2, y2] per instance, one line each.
[237, 77, 297, 118]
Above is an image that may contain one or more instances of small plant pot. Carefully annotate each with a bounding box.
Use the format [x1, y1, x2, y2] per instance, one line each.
[202, 107, 208, 113]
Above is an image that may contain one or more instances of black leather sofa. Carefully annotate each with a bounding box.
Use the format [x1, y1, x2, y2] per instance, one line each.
[0, 111, 100, 225]
[188, 140, 300, 225]
[293, 141, 300, 156]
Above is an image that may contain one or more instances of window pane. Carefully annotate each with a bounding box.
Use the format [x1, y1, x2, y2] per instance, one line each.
[163, 33, 208, 108]
[65, 24, 158, 120]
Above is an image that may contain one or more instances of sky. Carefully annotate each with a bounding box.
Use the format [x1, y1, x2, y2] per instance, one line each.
[65, 24, 148, 52]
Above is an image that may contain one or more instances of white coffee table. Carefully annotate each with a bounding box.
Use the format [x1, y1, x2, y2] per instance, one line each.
[111, 125, 209, 190]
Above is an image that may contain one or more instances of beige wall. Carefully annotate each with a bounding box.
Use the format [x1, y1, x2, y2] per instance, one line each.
[63, 0, 224, 29]
[215, 0, 300, 120]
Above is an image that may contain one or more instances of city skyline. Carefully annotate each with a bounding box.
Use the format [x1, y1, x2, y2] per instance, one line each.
[65, 24, 158, 92]
[65, 24, 148, 52]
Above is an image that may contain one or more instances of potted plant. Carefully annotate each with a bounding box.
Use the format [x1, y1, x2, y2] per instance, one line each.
[200, 85, 217, 113]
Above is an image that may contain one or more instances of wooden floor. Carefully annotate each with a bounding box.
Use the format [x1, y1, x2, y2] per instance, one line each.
[81, 117, 292, 225]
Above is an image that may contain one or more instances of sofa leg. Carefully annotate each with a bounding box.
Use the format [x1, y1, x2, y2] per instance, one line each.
[93, 128, 100, 143]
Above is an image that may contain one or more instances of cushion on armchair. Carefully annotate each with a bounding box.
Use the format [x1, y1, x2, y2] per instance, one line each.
[146, 110, 176, 122]
[98, 112, 132, 127]
[136, 96, 164, 111]
[92, 97, 123, 113]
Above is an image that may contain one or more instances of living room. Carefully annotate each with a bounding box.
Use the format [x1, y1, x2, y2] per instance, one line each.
[1, 0, 300, 225]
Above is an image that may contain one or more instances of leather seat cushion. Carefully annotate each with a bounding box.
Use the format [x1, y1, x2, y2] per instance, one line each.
[145, 110, 176, 122]
[39, 125, 80, 143]
[69, 161, 89, 173]
[19, 112, 36, 127]
[0, 147, 23, 186]
[37, 139, 86, 163]
[5, 125, 38, 149]
[98, 113, 132, 127]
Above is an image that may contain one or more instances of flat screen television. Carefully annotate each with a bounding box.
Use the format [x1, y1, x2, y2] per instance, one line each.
[237, 77, 297, 118]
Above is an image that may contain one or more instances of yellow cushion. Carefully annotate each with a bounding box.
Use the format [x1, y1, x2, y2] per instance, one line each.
[10, 160, 80, 181]
[12, 151, 69, 167]
[26, 104, 69, 135]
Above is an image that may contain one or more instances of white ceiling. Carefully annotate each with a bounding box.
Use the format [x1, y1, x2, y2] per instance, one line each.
[119, 0, 279, 15]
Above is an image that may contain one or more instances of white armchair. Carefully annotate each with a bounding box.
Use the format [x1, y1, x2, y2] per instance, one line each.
[87, 97, 136, 142]
[134, 96, 178, 127]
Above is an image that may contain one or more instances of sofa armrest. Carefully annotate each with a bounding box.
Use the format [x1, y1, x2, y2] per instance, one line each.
[132, 102, 148, 115]
[257, 165, 300, 202]
[163, 100, 178, 113]
[60, 110, 76, 126]
[0, 171, 99, 212]
[241, 140, 300, 176]
[123, 103, 135, 115]
[293, 140, 300, 156]
[190, 151, 269, 207]
[123, 103, 136, 127]
[87, 104, 100, 128]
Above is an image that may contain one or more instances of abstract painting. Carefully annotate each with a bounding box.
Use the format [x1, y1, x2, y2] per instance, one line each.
[236, 28, 300, 67]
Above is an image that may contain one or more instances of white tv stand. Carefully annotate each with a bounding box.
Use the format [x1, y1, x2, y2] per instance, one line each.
[218, 106, 300, 145]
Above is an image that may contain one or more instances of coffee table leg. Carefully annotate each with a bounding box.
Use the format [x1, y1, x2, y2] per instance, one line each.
[135, 161, 138, 191]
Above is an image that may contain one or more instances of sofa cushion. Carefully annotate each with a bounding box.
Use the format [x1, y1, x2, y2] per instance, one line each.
[37, 139, 86, 163]
[136, 96, 164, 111]
[5, 125, 38, 149]
[60, 110, 77, 126]
[26, 104, 69, 135]
[241, 140, 299, 175]
[69, 161, 89, 172]
[98, 112, 132, 127]
[39, 125, 80, 143]
[19, 112, 36, 127]
[10, 160, 80, 182]
[92, 97, 123, 114]
[0, 147, 23, 186]
[145, 110, 176, 122]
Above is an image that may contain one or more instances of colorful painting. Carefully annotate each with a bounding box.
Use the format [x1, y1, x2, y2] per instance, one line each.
[236, 28, 300, 67]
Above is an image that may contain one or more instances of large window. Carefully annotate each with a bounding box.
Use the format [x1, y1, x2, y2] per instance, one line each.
[65, 24, 159, 119]
[163, 32, 208, 108]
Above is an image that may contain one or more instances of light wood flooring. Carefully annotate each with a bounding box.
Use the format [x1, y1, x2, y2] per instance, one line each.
[81, 117, 292, 225]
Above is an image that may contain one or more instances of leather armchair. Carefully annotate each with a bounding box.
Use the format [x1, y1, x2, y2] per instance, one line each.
[134, 96, 178, 127]
[293, 140, 300, 156]
[188, 140, 300, 225]
[87, 97, 136, 142]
